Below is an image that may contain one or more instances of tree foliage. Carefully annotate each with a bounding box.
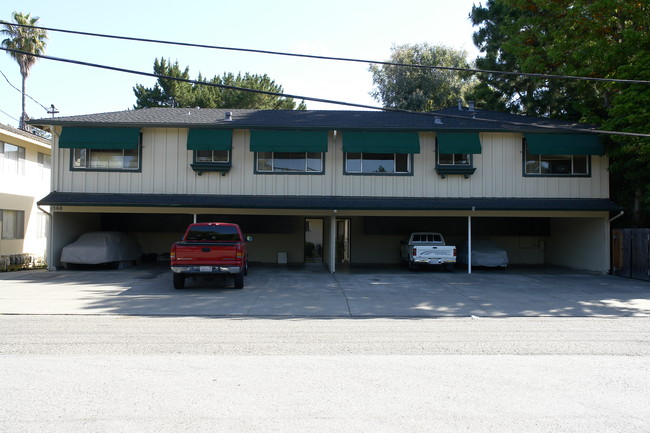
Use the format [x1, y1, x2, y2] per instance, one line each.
[470, 0, 650, 225]
[602, 51, 650, 226]
[369, 43, 476, 111]
[1, 11, 48, 130]
[133, 58, 306, 110]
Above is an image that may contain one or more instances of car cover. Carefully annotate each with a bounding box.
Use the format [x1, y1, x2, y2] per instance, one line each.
[61, 231, 142, 264]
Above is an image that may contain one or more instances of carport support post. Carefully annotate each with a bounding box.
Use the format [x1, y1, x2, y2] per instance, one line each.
[193, 214, 197, 224]
[467, 215, 472, 274]
[329, 213, 336, 273]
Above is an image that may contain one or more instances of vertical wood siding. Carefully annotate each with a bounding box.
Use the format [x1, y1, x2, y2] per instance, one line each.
[56, 128, 610, 199]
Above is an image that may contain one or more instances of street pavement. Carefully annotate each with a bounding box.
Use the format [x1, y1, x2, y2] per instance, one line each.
[1, 315, 649, 432]
[1, 264, 649, 432]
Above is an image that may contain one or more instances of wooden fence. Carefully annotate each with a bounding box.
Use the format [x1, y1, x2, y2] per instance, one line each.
[612, 229, 650, 281]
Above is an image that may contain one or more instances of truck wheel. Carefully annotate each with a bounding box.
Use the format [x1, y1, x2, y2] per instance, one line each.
[445, 263, 454, 272]
[408, 260, 418, 271]
[173, 273, 185, 289]
[234, 271, 244, 289]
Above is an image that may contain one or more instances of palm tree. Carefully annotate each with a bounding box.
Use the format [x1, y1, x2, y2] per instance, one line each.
[1, 12, 47, 130]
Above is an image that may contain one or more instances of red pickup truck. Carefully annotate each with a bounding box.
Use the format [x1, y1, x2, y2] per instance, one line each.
[170, 222, 251, 289]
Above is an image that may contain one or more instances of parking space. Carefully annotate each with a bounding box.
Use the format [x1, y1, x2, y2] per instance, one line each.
[1, 263, 649, 317]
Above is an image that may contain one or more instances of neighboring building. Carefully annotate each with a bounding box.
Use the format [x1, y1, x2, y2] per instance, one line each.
[0, 123, 51, 269]
[31, 105, 620, 273]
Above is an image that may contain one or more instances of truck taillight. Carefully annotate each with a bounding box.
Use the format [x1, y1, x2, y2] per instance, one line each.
[170, 245, 176, 260]
[453, 248, 457, 257]
[236, 244, 242, 260]
[412, 247, 416, 257]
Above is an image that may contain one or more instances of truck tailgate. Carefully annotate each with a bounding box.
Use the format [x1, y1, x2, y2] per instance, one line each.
[173, 242, 239, 264]
[414, 246, 456, 262]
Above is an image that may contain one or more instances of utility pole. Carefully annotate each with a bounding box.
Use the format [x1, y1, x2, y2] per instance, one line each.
[47, 104, 59, 117]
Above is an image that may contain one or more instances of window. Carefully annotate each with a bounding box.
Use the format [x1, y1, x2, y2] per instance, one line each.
[188, 129, 233, 174]
[435, 152, 475, 177]
[72, 147, 140, 171]
[524, 144, 589, 176]
[1, 209, 25, 239]
[185, 225, 240, 241]
[256, 152, 323, 173]
[38, 152, 51, 168]
[438, 152, 471, 166]
[435, 137, 477, 178]
[345, 153, 411, 174]
[38, 152, 51, 179]
[195, 150, 230, 164]
[191, 149, 232, 174]
[1, 142, 26, 175]
[411, 233, 442, 243]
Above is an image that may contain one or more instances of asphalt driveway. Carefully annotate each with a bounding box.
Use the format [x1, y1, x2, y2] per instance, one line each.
[1, 263, 649, 317]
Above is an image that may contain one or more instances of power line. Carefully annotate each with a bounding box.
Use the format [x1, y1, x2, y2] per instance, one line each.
[0, 107, 19, 123]
[1, 21, 649, 85]
[1, 47, 647, 138]
[0, 68, 51, 112]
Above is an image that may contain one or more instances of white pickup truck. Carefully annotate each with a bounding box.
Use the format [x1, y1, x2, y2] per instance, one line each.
[400, 232, 456, 271]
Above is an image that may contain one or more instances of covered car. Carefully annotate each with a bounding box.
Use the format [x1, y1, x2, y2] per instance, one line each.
[61, 231, 142, 267]
[457, 238, 508, 268]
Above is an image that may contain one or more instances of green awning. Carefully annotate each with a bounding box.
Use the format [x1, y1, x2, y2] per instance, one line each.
[187, 129, 232, 151]
[437, 133, 482, 154]
[250, 130, 328, 152]
[342, 131, 420, 154]
[59, 127, 140, 150]
[525, 133, 603, 155]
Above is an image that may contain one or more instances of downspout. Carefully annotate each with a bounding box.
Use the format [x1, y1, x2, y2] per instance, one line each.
[608, 211, 624, 224]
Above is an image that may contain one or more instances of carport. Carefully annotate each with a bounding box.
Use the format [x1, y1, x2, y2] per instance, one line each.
[39, 192, 620, 274]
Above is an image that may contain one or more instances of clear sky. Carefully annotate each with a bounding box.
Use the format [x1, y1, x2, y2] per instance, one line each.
[0, 0, 482, 127]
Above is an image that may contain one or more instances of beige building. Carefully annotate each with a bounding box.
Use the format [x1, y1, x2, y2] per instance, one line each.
[32, 105, 620, 273]
[0, 124, 51, 268]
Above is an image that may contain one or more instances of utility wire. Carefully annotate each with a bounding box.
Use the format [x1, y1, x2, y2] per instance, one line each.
[0, 107, 19, 123]
[0, 68, 51, 111]
[1, 21, 649, 85]
[1, 47, 648, 138]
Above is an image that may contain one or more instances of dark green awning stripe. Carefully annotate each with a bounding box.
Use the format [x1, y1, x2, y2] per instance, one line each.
[525, 133, 603, 155]
[59, 127, 140, 150]
[250, 130, 328, 152]
[437, 133, 482, 154]
[342, 131, 420, 154]
[187, 129, 232, 151]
